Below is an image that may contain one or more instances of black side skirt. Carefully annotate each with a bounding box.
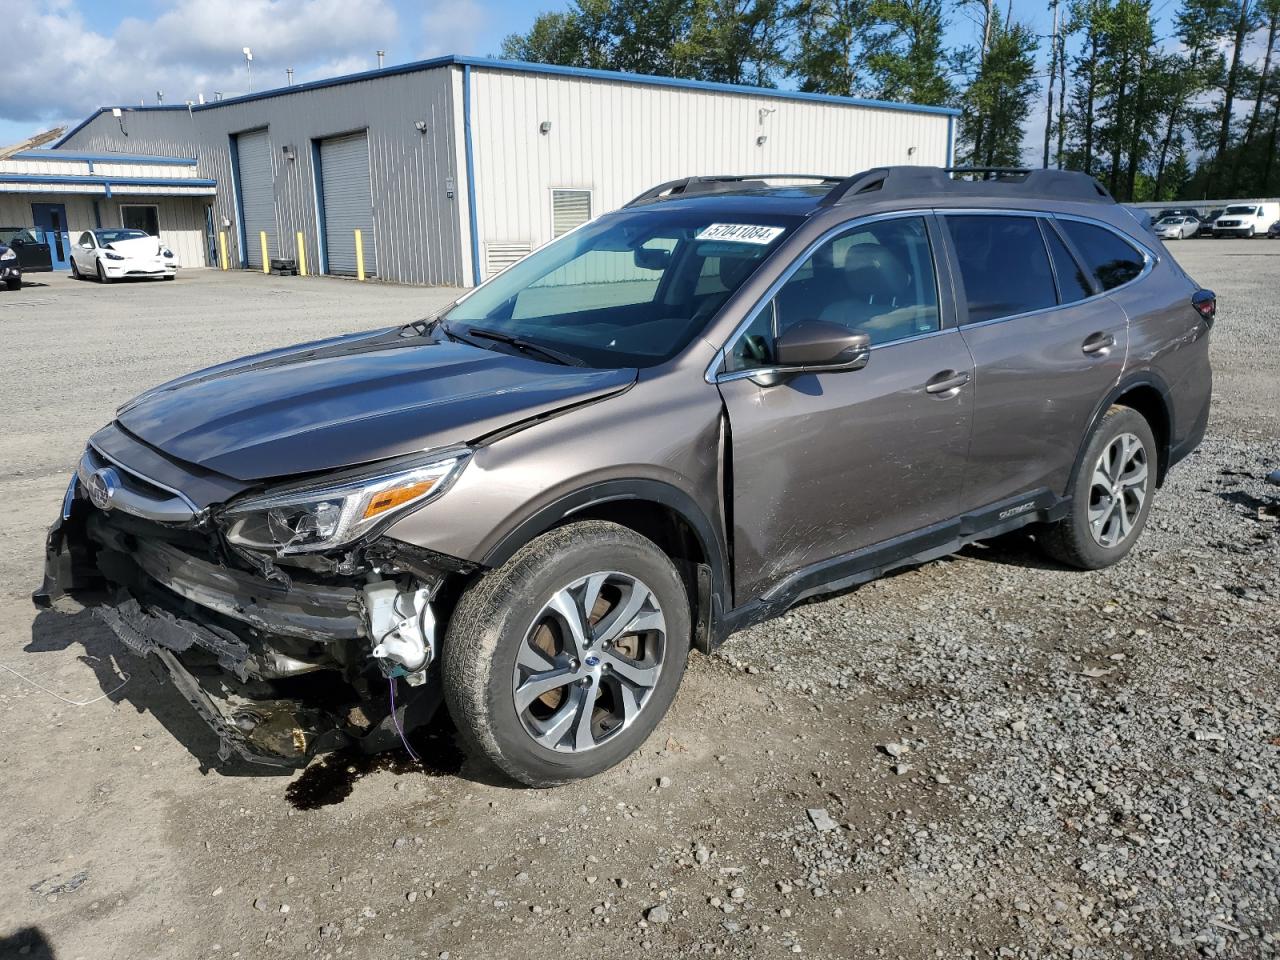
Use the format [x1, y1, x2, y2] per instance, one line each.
[714, 488, 1068, 643]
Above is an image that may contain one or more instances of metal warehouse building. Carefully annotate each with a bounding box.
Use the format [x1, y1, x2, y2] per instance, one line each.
[53, 55, 958, 286]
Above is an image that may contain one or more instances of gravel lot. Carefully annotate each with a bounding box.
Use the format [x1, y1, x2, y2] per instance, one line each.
[1, 246, 1276, 960]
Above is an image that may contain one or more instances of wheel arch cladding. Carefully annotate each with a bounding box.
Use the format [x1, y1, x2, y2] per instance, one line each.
[1073, 375, 1174, 491]
[480, 480, 727, 654]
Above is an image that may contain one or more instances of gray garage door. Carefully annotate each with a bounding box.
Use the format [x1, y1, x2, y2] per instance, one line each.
[319, 133, 377, 276]
[235, 128, 276, 269]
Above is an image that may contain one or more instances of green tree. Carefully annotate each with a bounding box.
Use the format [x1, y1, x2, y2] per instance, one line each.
[956, 8, 1040, 166]
[687, 0, 790, 86]
[865, 0, 953, 104]
[786, 0, 877, 95]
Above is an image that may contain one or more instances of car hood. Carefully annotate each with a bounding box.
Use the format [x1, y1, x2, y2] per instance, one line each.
[115, 327, 637, 481]
[105, 236, 161, 257]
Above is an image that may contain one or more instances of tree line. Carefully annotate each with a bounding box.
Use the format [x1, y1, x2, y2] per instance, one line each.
[500, 0, 1280, 201]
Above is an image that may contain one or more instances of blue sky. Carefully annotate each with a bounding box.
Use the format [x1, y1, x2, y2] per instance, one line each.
[3, 1, 1109, 156]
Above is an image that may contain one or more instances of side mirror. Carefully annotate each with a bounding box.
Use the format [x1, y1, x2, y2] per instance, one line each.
[9, 238, 23, 247]
[774, 321, 870, 371]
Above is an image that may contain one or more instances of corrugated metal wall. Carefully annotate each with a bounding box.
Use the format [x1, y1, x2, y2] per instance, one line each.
[58, 61, 952, 288]
[61, 69, 464, 286]
[466, 67, 952, 280]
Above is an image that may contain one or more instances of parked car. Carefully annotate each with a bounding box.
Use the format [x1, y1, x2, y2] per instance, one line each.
[34, 166, 1215, 786]
[0, 226, 52, 273]
[1268, 219, 1280, 238]
[0, 241, 21, 290]
[1153, 215, 1199, 240]
[1154, 207, 1201, 221]
[1212, 202, 1280, 237]
[69, 228, 177, 282]
[1196, 209, 1224, 236]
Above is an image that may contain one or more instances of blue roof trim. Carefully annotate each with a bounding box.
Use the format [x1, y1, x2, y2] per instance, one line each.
[13, 149, 197, 166]
[0, 174, 216, 188]
[53, 54, 958, 147]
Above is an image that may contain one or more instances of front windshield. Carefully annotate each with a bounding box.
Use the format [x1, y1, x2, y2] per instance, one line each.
[1224, 205, 1256, 215]
[1158, 217, 1182, 225]
[96, 229, 149, 243]
[443, 209, 800, 367]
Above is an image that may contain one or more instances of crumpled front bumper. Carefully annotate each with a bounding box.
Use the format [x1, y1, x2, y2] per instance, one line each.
[34, 495, 436, 769]
[95, 596, 350, 767]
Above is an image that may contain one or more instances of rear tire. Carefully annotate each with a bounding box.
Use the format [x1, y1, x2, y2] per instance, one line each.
[70, 260, 81, 280]
[444, 520, 690, 787]
[1039, 405, 1157, 570]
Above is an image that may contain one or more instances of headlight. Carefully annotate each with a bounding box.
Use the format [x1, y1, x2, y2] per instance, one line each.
[0, 248, 15, 261]
[104, 251, 125, 261]
[221, 449, 470, 555]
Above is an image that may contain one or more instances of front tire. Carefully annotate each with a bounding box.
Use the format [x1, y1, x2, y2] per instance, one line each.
[444, 520, 691, 787]
[96, 260, 111, 284]
[1039, 405, 1157, 570]
[4, 278, 18, 291]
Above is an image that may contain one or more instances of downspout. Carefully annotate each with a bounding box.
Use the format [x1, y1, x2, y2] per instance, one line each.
[462, 64, 481, 287]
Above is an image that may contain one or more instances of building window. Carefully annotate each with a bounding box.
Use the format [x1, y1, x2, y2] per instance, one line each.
[121, 204, 161, 237]
[551, 189, 592, 237]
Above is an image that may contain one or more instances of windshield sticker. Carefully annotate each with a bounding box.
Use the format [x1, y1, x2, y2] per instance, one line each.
[695, 223, 785, 245]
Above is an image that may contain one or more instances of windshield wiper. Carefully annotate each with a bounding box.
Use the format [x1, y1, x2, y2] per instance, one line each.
[461, 326, 587, 367]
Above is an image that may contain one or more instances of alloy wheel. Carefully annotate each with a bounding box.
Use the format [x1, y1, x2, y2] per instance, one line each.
[1088, 432, 1148, 548]
[511, 571, 666, 753]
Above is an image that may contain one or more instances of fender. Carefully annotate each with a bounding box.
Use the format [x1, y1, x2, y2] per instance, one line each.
[480, 478, 731, 647]
[1068, 369, 1175, 493]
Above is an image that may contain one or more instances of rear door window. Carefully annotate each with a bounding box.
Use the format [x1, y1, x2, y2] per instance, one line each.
[1057, 220, 1146, 291]
[1043, 222, 1093, 303]
[945, 215, 1056, 324]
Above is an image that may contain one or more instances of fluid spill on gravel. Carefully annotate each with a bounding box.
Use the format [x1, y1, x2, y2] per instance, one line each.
[285, 714, 465, 810]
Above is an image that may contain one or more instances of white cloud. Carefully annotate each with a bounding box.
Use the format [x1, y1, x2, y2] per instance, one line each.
[420, 0, 491, 59]
[1, 0, 400, 133]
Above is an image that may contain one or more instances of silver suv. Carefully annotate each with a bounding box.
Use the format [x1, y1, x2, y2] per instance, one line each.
[35, 167, 1215, 786]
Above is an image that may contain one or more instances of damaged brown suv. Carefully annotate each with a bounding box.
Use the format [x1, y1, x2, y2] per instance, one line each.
[35, 167, 1214, 786]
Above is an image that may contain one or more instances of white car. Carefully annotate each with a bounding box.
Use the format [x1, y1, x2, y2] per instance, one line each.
[70, 229, 178, 283]
[1153, 215, 1199, 240]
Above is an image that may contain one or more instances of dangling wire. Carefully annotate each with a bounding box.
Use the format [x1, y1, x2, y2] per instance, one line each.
[388, 676, 422, 763]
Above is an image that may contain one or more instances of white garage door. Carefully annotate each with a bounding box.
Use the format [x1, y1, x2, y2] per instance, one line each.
[319, 133, 377, 276]
[235, 129, 276, 269]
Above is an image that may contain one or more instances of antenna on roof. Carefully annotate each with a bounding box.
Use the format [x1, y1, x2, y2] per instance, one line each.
[377, 50, 386, 68]
[156, 90, 164, 105]
[243, 47, 254, 92]
[286, 67, 294, 86]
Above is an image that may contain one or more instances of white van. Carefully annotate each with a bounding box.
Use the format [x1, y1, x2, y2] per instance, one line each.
[1212, 202, 1280, 238]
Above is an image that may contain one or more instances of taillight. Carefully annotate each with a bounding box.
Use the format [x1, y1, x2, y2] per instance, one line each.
[1191, 289, 1216, 324]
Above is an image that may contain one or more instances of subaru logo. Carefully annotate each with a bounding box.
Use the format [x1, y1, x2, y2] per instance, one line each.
[584, 655, 600, 667]
[87, 467, 120, 511]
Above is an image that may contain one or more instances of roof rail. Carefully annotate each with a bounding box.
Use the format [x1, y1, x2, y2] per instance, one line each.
[625, 173, 845, 207]
[818, 165, 1114, 207]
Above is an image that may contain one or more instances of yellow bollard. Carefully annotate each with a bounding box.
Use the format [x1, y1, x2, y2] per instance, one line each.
[259, 231, 269, 274]
[218, 231, 229, 270]
[296, 231, 307, 277]
[354, 229, 365, 281]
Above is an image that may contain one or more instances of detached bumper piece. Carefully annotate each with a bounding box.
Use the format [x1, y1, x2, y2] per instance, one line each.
[95, 597, 350, 767]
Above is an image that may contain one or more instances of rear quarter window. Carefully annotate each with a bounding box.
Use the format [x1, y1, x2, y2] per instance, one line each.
[1059, 220, 1146, 291]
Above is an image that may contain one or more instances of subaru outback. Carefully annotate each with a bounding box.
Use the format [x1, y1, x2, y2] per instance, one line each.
[34, 166, 1214, 787]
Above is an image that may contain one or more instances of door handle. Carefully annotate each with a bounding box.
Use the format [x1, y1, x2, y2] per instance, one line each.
[924, 369, 971, 395]
[1081, 332, 1116, 355]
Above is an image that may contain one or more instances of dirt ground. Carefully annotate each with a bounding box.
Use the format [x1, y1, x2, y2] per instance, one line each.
[0, 247, 1276, 960]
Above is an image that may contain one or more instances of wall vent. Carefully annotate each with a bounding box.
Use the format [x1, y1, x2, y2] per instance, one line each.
[484, 241, 533, 278]
[551, 189, 592, 237]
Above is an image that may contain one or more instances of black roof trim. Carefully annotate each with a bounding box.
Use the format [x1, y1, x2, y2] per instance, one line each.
[625, 174, 845, 207]
[627, 166, 1115, 211]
